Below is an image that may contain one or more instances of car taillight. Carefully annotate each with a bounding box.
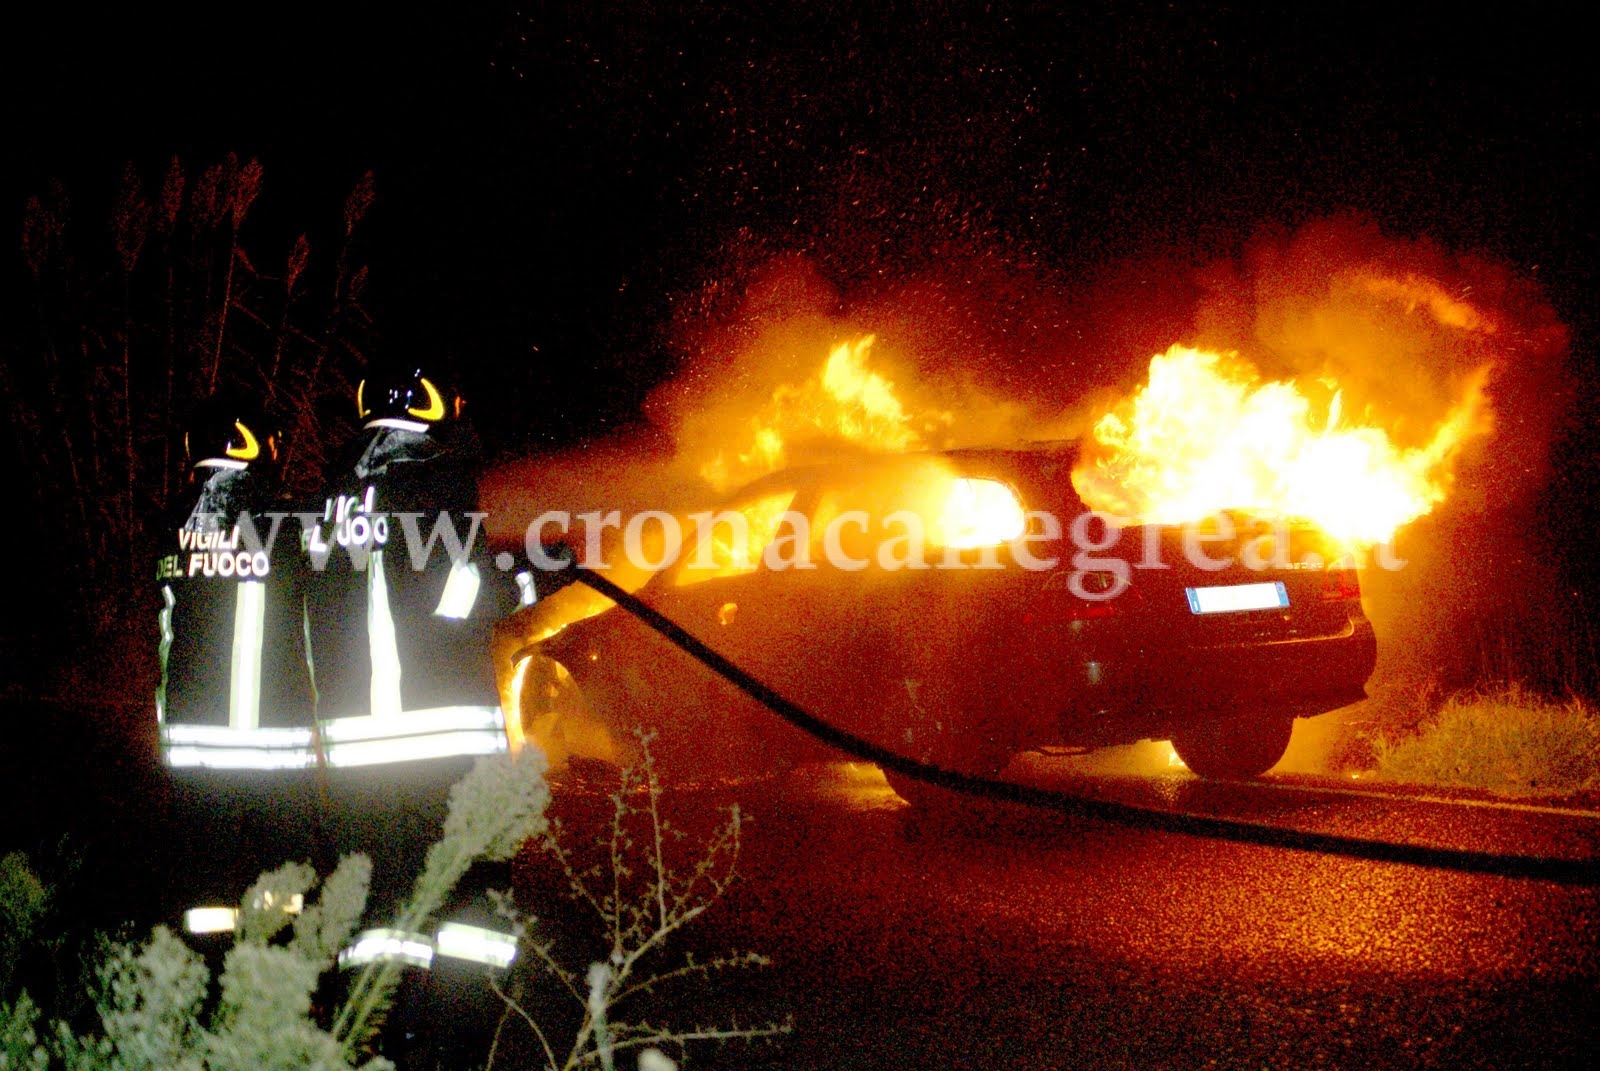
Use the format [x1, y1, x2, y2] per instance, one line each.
[1320, 568, 1361, 602]
[939, 477, 1026, 548]
[1023, 574, 1142, 624]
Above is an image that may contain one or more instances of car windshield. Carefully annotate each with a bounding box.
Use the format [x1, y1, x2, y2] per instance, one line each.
[673, 489, 797, 586]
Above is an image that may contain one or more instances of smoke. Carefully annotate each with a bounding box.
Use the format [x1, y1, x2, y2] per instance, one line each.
[1190, 218, 1567, 499]
[640, 253, 1046, 491]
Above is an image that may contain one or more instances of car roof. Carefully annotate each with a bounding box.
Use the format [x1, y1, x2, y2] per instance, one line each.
[717, 440, 1082, 503]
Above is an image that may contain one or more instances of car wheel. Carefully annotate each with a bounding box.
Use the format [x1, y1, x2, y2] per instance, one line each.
[1170, 716, 1294, 780]
[877, 676, 1013, 811]
[515, 654, 623, 769]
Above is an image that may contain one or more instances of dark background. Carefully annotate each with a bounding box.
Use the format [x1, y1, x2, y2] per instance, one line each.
[5, 2, 1593, 447]
[0, 3, 1595, 681]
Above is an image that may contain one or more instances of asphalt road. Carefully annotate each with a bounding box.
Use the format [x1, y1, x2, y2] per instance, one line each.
[511, 756, 1600, 1071]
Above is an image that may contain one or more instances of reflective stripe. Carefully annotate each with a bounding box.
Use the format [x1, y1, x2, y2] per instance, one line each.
[368, 549, 404, 718]
[162, 707, 506, 770]
[229, 581, 266, 731]
[318, 704, 507, 768]
[183, 892, 301, 936]
[515, 571, 536, 607]
[322, 729, 506, 768]
[251, 891, 304, 914]
[163, 724, 316, 770]
[164, 747, 314, 771]
[184, 907, 238, 934]
[435, 922, 517, 968]
[339, 928, 434, 969]
[364, 417, 430, 433]
[434, 561, 481, 619]
[318, 705, 505, 741]
[194, 458, 249, 470]
[156, 585, 176, 723]
[164, 725, 316, 746]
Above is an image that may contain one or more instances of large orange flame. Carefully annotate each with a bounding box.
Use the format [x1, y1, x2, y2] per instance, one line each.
[700, 335, 947, 492]
[1071, 345, 1493, 546]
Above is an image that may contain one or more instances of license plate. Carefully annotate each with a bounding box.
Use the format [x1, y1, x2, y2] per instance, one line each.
[1185, 581, 1289, 615]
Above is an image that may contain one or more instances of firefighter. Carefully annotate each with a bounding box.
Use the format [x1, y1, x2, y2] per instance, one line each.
[155, 397, 319, 906]
[301, 359, 523, 896]
[157, 386, 524, 1020]
[297, 361, 527, 1062]
[302, 361, 517, 752]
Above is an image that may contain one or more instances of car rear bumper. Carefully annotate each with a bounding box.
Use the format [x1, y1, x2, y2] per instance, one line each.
[1053, 614, 1378, 740]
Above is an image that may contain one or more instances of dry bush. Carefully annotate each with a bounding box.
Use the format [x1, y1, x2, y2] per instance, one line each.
[5, 157, 376, 655]
[1373, 682, 1600, 797]
[486, 733, 791, 1071]
[0, 751, 549, 1071]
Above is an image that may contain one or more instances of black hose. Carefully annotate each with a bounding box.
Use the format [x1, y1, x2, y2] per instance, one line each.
[563, 569, 1600, 887]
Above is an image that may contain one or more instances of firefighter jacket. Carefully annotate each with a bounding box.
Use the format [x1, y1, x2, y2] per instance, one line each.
[155, 462, 315, 769]
[301, 418, 519, 768]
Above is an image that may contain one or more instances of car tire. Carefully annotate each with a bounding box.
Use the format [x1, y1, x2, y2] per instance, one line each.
[1170, 716, 1294, 780]
[877, 675, 1013, 812]
[881, 759, 1006, 813]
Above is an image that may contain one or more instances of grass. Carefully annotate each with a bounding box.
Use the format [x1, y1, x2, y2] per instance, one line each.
[486, 732, 790, 1071]
[1372, 683, 1600, 798]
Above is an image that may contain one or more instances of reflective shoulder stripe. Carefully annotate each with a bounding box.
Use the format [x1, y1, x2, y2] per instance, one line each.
[367, 549, 404, 718]
[434, 561, 481, 619]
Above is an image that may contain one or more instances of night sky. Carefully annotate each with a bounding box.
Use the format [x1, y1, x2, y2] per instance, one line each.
[6, 3, 1593, 443]
[2, 1, 1597, 663]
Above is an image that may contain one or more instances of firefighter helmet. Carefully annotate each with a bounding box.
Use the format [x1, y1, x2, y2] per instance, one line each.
[357, 362, 462, 427]
[183, 397, 279, 470]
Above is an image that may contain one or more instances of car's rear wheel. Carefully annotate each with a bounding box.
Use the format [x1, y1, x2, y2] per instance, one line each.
[1170, 715, 1294, 779]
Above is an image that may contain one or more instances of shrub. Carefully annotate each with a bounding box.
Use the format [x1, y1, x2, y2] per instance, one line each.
[0, 749, 549, 1071]
[0, 854, 50, 1000]
[1373, 683, 1600, 797]
[1, 743, 784, 1071]
[486, 733, 791, 1071]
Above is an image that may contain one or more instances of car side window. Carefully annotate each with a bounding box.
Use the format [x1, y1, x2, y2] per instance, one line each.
[807, 461, 948, 560]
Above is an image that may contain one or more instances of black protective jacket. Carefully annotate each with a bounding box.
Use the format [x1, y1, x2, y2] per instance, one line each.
[155, 463, 314, 768]
[302, 420, 516, 752]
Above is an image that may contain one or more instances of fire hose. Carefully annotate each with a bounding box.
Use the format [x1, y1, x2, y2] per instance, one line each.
[556, 570, 1600, 888]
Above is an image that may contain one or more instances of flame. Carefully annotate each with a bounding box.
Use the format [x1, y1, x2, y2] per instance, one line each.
[1072, 345, 1492, 546]
[940, 477, 1027, 549]
[1358, 273, 1496, 335]
[700, 335, 939, 492]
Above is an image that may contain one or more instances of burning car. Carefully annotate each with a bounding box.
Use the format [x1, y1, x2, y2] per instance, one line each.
[504, 442, 1378, 805]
